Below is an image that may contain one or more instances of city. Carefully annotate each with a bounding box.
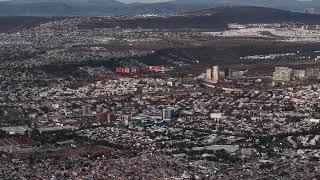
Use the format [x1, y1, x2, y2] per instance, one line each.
[1, 1, 320, 179]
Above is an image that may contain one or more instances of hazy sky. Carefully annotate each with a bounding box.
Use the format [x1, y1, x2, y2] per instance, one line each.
[116, 0, 311, 2]
[118, 0, 172, 3]
[0, 0, 174, 2]
[0, 0, 312, 3]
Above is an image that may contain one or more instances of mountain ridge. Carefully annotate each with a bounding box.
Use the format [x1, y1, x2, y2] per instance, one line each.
[0, 0, 319, 16]
[76, 6, 320, 30]
[0, 6, 320, 33]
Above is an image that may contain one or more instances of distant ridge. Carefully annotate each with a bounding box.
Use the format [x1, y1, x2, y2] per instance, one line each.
[0, 6, 320, 32]
[77, 6, 320, 30]
[0, 0, 125, 16]
[0, 0, 319, 16]
[190, 6, 320, 24]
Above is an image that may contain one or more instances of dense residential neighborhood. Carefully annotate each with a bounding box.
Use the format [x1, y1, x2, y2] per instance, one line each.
[1, 5, 320, 179]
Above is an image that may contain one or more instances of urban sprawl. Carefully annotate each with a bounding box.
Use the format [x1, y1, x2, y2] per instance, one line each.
[1, 15, 320, 179]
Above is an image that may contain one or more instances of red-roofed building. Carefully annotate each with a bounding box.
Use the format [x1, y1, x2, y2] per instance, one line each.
[148, 66, 161, 70]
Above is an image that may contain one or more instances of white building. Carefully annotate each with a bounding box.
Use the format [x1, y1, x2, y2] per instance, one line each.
[293, 69, 306, 79]
[206, 68, 212, 80]
[273, 67, 293, 82]
[212, 66, 219, 83]
[306, 68, 320, 79]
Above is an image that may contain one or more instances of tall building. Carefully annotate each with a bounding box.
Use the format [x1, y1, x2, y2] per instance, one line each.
[206, 68, 212, 80]
[224, 68, 231, 78]
[219, 71, 225, 79]
[212, 66, 219, 82]
[273, 67, 293, 82]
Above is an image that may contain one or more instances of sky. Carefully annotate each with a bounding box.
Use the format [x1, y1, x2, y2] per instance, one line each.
[113, 0, 312, 2]
[0, 0, 181, 1]
[0, 0, 313, 3]
[118, 0, 172, 3]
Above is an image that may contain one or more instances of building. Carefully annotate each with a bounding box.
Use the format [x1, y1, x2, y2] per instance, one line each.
[148, 66, 162, 71]
[131, 67, 138, 73]
[120, 115, 130, 125]
[83, 105, 92, 116]
[293, 69, 306, 79]
[206, 68, 212, 80]
[231, 70, 248, 79]
[219, 71, 225, 79]
[162, 107, 176, 120]
[98, 112, 113, 124]
[0, 126, 31, 136]
[37, 126, 76, 134]
[273, 67, 293, 82]
[124, 67, 130, 73]
[205, 65, 220, 82]
[0, 137, 40, 152]
[116, 67, 126, 73]
[116, 67, 140, 74]
[167, 79, 181, 87]
[224, 68, 231, 78]
[212, 66, 219, 82]
[228, 23, 245, 29]
[306, 68, 320, 79]
[305, 118, 320, 123]
[210, 112, 222, 123]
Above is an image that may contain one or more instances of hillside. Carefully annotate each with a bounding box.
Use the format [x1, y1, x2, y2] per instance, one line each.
[0, 16, 66, 32]
[0, 0, 319, 16]
[78, 6, 320, 30]
[0, 0, 124, 16]
[194, 6, 320, 24]
[1, 6, 320, 32]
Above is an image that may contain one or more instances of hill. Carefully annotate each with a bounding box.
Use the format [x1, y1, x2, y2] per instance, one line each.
[0, 0, 319, 16]
[78, 6, 320, 30]
[193, 6, 320, 24]
[0, 0, 124, 16]
[1, 6, 320, 32]
[0, 16, 66, 32]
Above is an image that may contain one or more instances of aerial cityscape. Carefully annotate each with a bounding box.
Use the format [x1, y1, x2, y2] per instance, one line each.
[1, 0, 320, 179]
